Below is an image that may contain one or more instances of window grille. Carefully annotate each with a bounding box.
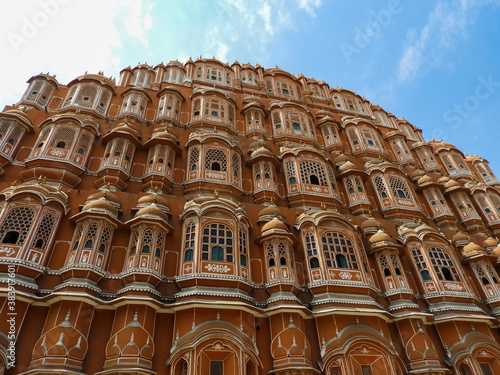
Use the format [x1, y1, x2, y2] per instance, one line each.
[71, 223, 84, 251]
[0, 207, 35, 245]
[388, 177, 411, 199]
[266, 242, 275, 267]
[278, 241, 288, 266]
[321, 232, 358, 269]
[299, 160, 327, 186]
[285, 161, 296, 181]
[99, 226, 112, 253]
[305, 232, 318, 258]
[428, 246, 460, 282]
[232, 153, 240, 178]
[239, 227, 248, 267]
[374, 176, 389, 199]
[189, 147, 200, 171]
[204, 148, 227, 172]
[30, 208, 59, 251]
[201, 223, 233, 262]
[49, 126, 76, 149]
[487, 192, 500, 213]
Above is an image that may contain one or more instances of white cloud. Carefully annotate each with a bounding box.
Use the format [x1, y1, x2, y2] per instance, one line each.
[0, 0, 154, 108]
[297, 0, 322, 17]
[258, 2, 274, 35]
[397, 0, 470, 82]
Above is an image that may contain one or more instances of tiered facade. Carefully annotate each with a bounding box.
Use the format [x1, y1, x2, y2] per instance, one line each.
[1, 58, 500, 375]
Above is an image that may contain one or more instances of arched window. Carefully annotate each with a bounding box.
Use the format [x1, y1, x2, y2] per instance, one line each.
[321, 232, 359, 269]
[0, 207, 35, 246]
[428, 247, 460, 282]
[205, 149, 227, 172]
[201, 223, 233, 263]
[183, 222, 196, 262]
[299, 160, 328, 186]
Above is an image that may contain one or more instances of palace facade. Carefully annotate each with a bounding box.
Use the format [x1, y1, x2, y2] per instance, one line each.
[1, 58, 500, 375]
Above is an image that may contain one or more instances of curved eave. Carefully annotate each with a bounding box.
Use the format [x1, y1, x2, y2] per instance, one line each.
[246, 153, 281, 169]
[70, 210, 122, 228]
[102, 130, 142, 147]
[144, 137, 182, 155]
[125, 216, 173, 233]
[157, 86, 186, 101]
[0, 111, 34, 132]
[120, 86, 152, 102]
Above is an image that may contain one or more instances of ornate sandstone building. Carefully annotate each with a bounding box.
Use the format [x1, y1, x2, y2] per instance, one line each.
[1, 58, 500, 375]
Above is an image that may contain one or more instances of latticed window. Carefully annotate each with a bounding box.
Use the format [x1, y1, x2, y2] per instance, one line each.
[141, 229, 154, 254]
[476, 163, 498, 183]
[99, 226, 112, 254]
[239, 227, 248, 267]
[0, 120, 25, 158]
[265, 79, 274, 94]
[278, 242, 290, 266]
[285, 161, 297, 184]
[472, 261, 500, 287]
[131, 69, 153, 88]
[452, 153, 469, 172]
[129, 229, 139, 255]
[205, 66, 223, 83]
[30, 209, 59, 251]
[411, 247, 432, 281]
[428, 247, 460, 282]
[71, 223, 85, 252]
[486, 192, 500, 214]
[391, 138, 412, 161]
[276, 81, 295, 97]
[424, 188, 450, 214]
[245, 110, 262, 130]
[391, 253, 403, 275]
[204, 148, 227, 172]
[204, 97, 225, 118]
[267, 242, 276, 267]
[379, 254, 390, 275]
[299, 160, 327, 186]
[360, 127, 382, 149]
[451, 192, 479, 219]
[322, 124, 340, 146]
[305, 232, 319, 269]
[271, 111, 282, 129]
[416, 148, 438, 169]
[101, 138, 135, 171]
[201, 223, 233, 262]
[75, 132, 92, 157]
[321, 232, 358, 269]
[343, 96, 358, 111]
[388, 177, 411, 199]
[75, 84, 98, 107]
[374, 176, 389, 199]
[327, 166, 337, 191]
[241, 69, 257, 84]
[155, 232, 164, 258]
[0, 207, 35, 245]
[475, 193, 496, 216]
[157, 93, 180, 120]
[189, 147, 200, 171]
[183, 222, 196, 262]
[48, 127, 76, 149]
[232, 153, 240, 178]
[164, 67, 184, 84]
[83, 221, 99, 249]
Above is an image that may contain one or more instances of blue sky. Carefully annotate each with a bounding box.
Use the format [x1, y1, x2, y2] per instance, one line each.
[1, 0, 500, 174]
